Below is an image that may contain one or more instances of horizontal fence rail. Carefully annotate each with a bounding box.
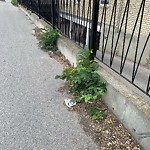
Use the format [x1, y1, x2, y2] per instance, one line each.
[18, 0, 150, 97]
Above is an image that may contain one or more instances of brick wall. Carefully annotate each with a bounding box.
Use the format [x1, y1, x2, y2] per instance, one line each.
[97, 0, 150, 35]
[62, 0, 150, 36]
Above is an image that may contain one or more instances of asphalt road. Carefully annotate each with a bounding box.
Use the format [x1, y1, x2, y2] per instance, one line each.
[0, 2, 98, 150]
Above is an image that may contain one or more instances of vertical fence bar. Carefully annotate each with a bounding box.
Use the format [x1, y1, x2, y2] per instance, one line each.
[26, 0, 29, 9]
[89, 0, 100, 59]
[132, 0, 145, 83]
[29, 0, 31, 10]
[52, 0, 56, 29]
[38, 0, 41, 19]
[56, 0, 59, 29]
[146, 74, 150, 95]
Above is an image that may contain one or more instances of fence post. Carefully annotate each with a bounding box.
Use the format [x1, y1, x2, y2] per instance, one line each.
[89, 0, 100, 59]
[38, 0, 41, 19]
[52, 0, 56, 29]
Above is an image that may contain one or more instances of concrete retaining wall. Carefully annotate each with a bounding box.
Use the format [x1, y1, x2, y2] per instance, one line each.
[97, 62, 150, 150]
[19, 6, 150, 150]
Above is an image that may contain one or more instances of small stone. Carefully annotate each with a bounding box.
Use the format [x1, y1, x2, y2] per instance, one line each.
[48, 51, 54, 57]
[103, 130, 109, 134]
[107, 142, 112, 146]
[125, 140, 130, 144]
[95, 127, 102, 133]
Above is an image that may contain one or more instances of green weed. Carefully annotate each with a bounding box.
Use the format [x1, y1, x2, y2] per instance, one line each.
[86, 104, 104, 121]
[39, 28, 59, 52]
[11, 0, 18, 6]
[55, 49, 106, 103]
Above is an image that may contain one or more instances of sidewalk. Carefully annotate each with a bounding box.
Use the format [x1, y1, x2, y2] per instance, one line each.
[0, 2, 98, 149]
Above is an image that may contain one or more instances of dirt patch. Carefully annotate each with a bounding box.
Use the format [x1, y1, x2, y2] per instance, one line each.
[59, 83, 141, 150]
[77, 102, 140, 150]
[48, 51, 71, 67]
[32, 27, 43, 40]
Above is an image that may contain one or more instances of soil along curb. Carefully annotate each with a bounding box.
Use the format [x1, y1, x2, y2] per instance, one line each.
[19, 5, 150, 150]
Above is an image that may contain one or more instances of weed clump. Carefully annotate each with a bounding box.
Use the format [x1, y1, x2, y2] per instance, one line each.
[56, 50, 107, 121]
[11, 0, 18, 6]
[39, 28, 59, 52]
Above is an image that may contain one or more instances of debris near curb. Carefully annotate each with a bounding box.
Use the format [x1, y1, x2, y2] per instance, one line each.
[58, 83, 141, 150]
[32, 27, 43, 40]
[64, 99, 76, 108]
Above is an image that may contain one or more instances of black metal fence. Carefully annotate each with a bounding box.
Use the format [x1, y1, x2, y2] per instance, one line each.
[96, 0, 150, 98]
[18, 0, 150, 97]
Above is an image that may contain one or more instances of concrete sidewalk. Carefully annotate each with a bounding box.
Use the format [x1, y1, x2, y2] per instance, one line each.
[0, 2, 98, 150]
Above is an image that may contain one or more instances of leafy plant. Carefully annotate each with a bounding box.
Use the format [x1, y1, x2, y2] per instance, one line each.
[55, 49, 106, 103]
[86, 104, 104, 121]
[11, 0, 18, 6]
[39, 28, 59, 52]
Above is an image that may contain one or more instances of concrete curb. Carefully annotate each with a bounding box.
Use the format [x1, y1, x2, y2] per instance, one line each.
[19, 5, 150, 150]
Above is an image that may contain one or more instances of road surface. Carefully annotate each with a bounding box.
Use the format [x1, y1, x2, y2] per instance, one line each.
[0, 2, 98, 150]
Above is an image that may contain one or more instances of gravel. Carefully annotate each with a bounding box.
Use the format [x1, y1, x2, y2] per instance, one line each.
[0, 2, 99, 150]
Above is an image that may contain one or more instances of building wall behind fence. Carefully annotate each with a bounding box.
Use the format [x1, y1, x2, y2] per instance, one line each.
[97, 0, 150, 66]
[60, 0, 150, 34]
[97, 0, 150, 35]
